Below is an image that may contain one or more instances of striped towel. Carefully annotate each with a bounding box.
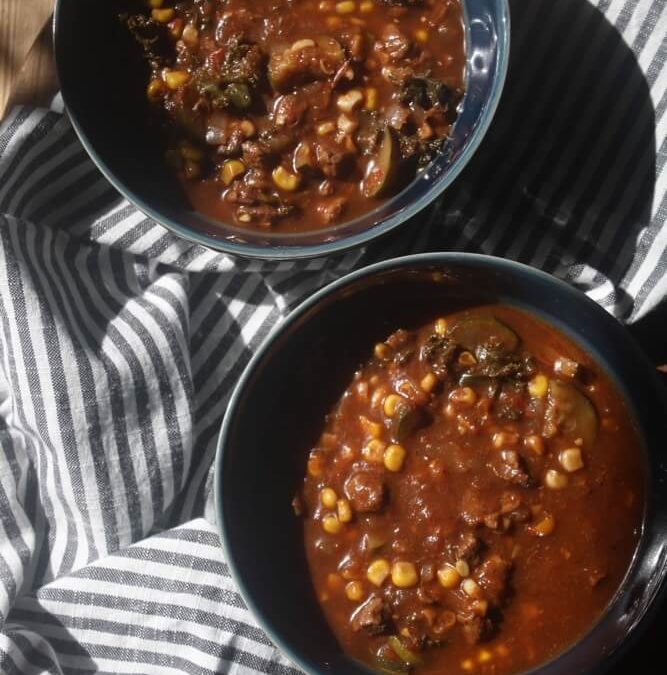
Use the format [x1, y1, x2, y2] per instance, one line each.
[0, 0, 665, 672]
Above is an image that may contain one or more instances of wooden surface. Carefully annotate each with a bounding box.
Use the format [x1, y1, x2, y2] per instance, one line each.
[0, 0, 57, 117]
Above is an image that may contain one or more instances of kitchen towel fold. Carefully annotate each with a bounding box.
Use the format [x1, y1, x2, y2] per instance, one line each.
[0, 0, 665, 672]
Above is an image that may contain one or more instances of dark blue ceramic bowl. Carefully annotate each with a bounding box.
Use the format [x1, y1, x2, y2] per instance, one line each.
[215, 253, 667, 674]
[54, 0, 509, 259]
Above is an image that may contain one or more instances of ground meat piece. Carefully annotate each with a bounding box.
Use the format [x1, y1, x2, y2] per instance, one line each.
[377, 24, 412, 62]
[314, 137, 355, 178]
[317, 197, 347, 224]
[273, 94, 308, 127]
[554, 357, 580, 379]
[268, 38, 345, 92]
[350, 593, 389, 634]
[344, 471, 386, 512]
[492, 450, 533, 487]
[495, 382, 527, 420]
[476, 556, 512, 605]
[460, 488, 499, 527]
[460, 614, 494, 645]
[456, 532, 483, 565]
[421, 334, 457, 374]
[241, 140, 270, 167]
[215, 128, 244, 156]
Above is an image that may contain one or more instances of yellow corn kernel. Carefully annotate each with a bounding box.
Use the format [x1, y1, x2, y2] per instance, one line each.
[239, 119, 256, 138]
[362, 439, 386, 464]
[221, 159, 246, 186]
[420, 372, 438, 393]
[496, 644, 510, 657]
[374, 342, 391, 360]
[320, 487, 337, 509]
[359, 415, 382, 438]
[360, 0, 373, 11]
[146, 78, 165, 101]
[322, 514, 343, 534]
[391, 561, 418, 588]
[524, 434, 545, 455]
[319, 0, 334, 9]
[530, 512, 556, 537]
[461, 658, 474, 672]
[383, 394, 403, 417]
[492, 431, 519, 449]
[337, 89, 364, 113]
[437, 564, 461, 589]
[363, 87, 378, 113]
[384, 444, 406, 472]
[290, 38, 316, 51]
[148, 0, 164, 7]
[164, 69, 190, 90]
[414, 28, 429, 43]
[462, 578, 482, 598]
[478, 649, 493, 664]
[545, 469, 568, 490]
[182, 24, 199, 47]
[337, 498, 353, 523]
[152, 8, 175, 22]
[458, 350, 477, 366]
[455, 560, 470, 577]
[434, 318, 448, 336]
[345, 580, 364, 602]
[317, 121, 336, 136]
[272, 165, 301, 191]
[367, 559, 390, 587]
[327, 572, 343, 590]
[529, 374, 549, 398]
[450, 387, 477, 406]
[559, 447, 584, 472]
[336, 0, 356, 12]
[308, 455, 324, 477]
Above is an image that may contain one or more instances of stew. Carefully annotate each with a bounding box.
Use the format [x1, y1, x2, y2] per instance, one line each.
[296, 307, 644, 674]
[124, 0, 465, 232]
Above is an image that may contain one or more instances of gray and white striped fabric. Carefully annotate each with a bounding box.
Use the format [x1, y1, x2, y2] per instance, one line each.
[0, 0, 665, 672]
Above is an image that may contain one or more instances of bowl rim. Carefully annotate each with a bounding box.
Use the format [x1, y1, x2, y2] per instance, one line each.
[52, 0, 510, 260]
[215, 251, 667, 675]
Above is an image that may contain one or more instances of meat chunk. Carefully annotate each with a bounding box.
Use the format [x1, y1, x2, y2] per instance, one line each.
[268, 38, 345, 92]
[314, 138, 355, 178]
[456, 531, 483, 565]
[377, 24, 412, 63]
[495, 382, 527, 421]
[492, 450, 533, 488]
[476, 556, 512, 605]
[344, 471, 386, 513]
[420, 334, 457, 374]
[273, 94, 308, 127]
[460, 614, 493, 645]
[350, 593, 389, 634]
[317, 197, 347, 224]
[460, 487, 499, 527]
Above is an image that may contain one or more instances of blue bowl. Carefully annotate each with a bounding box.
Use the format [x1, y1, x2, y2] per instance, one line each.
[215, 253, 667, 674]
[54, 0, 509, 259]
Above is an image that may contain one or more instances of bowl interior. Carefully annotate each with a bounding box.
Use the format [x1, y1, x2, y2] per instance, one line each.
[217, 255, 667, 675]
[54, 0, 509, 257]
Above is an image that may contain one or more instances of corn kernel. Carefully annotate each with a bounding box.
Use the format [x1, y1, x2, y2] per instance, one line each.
[458, 350, 477, 366]
[221, 159, 246, 186]
[524, 434, 545, 455]
[146, 78, 165, 101]
[529, 374, 549, 398]
[308, 455, 324, 477]
[290, 38, 316, 51]
[478, 649, 493, 664]
[164, 69, 190, 90]
[362, 439, 386, 464]
[559, 447, 584, 472]
[383, 394, 403, 417]
[391, 561, 418, 588]
[360, 0, 374, 11]
[239, 120, 256, 138]
[320, 487, 337, 509]
[345, 580, 364, 602]
[455, 560, 470, 577]
[152, 8, 175, 22]
[493, 431, 519, 449]
[437, 564, 461, 589]
[420, 372, 438, 393]
[434, 318, 448, 336]
[327, 572, 343, 590]
[374, 342, 390, 360]
[496, 644, 510, 657]
[545, 469, 568, 490]
[530, 512, 556, 537]
[337, 498, 353, 523]
[384, 444, 406, 472]
[148, 0, 164, 7]
[319, 0, 334, 8]
[336, 0, 356, 12]
[450, 387, 477, 406]
[182, 24, 199, 46]
[461, 658, 474, 672]
[322, 514, 343, 534]
[462, 578, 482, 598]
[415, 28, 429, 43]
[168, 17, 183, 39]
[359, 415, 382, 438]
[317, 121, 336, 136]
[272, 165, 301, 192]
[367, 559, 390, 586]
